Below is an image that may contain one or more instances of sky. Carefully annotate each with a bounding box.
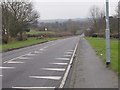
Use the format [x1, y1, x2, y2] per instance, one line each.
[32, 0, 119, 20]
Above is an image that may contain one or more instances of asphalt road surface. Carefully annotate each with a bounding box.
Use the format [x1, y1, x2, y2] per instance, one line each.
[2, 36, 79, 89]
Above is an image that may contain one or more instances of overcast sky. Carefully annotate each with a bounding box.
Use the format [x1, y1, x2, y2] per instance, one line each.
[32, 0, 119, 20]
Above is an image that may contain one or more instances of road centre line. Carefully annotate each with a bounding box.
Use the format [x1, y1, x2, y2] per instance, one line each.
[29, 76, 61, 80]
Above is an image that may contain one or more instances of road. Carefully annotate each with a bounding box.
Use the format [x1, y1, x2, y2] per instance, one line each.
[2, 36, 79, 89]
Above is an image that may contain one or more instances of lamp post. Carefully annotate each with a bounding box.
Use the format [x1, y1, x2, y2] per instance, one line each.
[105, 0, 110, 67]
[118, 1, 120, 39]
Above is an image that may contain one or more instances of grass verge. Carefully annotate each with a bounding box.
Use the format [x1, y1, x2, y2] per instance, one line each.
[1, 37, 57, 52]
[86, 37, 118, 74]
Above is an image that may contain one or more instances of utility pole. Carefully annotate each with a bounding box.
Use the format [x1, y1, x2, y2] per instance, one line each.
[105, 0, 110, 66]
[118, 1, 120, 39]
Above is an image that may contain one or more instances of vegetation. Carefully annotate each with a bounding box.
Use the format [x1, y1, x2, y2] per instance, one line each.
[2, 38, 57, 52]
[85, 4, 119, 38]
[86, 37, 118, 73]
[26, 30, 55, 35]
[2, 1, 39, 44]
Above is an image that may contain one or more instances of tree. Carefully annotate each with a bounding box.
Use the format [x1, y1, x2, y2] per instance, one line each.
[88, 5, 105, 35]
[2, 1, 39, 43]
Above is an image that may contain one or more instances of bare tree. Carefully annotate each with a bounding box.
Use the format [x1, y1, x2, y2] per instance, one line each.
[88, 5, 105, 36]
[2, 1, 39, 43]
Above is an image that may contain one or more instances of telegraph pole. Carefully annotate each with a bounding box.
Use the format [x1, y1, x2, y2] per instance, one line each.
[105, 0, 110, 66]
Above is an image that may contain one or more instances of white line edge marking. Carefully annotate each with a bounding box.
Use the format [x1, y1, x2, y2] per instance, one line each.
[12, 87, 55, 89]
[59, 40, 79, 88]
[0, 75, 3, 76]
[50, 63, 68, 65]
[29, 76, 61, 80]
[55, 58, 70, 60]
[41, 68, 65, 71]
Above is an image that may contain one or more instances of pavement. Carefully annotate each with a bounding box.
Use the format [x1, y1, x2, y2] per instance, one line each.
[68, 37, 118, 88]
[2, 36, 79, 89]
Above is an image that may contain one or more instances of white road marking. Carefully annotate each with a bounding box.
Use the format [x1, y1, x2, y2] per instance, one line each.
[64, 55, 71, 57]
[39, 49, 44, 51]
[7, 61, 24, 64]
[50, 63, 68, 65]
[43, 46, 49, 49]
[0, 75, 3, 77]
[17, 57, 31, 59]
[41, 68, 65, 71]
[55, 58, 70, 61]
[67, 50, 74, 52]
[34, 51, 42, 54]
[29, 76, 61, 80]
[26, 53, 36, 56]
[0, 67, 15, 69]
[64, 52, 73, 54]
[59, 40, 79, 88]
[3, 54, 26, 63]
[12, 87, 55, 89]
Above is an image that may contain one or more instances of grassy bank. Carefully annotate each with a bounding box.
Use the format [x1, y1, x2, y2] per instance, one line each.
[86, 37, 118, 73]
[2, 37, 57, 52]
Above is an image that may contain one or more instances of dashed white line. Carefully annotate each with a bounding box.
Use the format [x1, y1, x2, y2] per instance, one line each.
[41, 68, 65, 71]
[50, 63, 68, 65]
[0, 75, 3, 77]
[55, 58, 70, 61]
[12, 87, 55, 89]
[29, 76, 61, 80]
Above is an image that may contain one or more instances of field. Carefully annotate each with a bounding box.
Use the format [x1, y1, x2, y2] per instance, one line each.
[26, 30, 56, 35]
[2, 37, 57, 52]
[86, 37, 118, 74]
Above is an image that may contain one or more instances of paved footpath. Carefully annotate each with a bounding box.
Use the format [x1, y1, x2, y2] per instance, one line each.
[68, 37, 118, 88]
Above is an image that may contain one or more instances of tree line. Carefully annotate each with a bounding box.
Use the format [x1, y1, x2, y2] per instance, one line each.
[1, 1, 39, 44]
[85, 2, 119, 38]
